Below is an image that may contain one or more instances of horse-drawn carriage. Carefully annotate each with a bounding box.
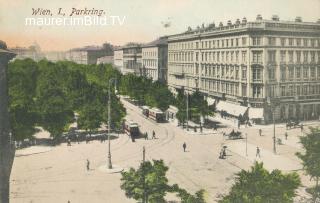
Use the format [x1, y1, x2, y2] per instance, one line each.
[227, 130, 243, 140]
[286, 120, 302, 129]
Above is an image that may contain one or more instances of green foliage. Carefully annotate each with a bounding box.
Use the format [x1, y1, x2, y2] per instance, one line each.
[8, 59, 126, 140]
[121, 159, 206, 203]
[296, 127, 320, 202]
[219, 162, 301, 203]
[121, 160, 169, 203]
[8, 59, 38, 140]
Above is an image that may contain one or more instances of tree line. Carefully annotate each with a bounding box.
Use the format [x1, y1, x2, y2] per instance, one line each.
[8, 59, 125, 141]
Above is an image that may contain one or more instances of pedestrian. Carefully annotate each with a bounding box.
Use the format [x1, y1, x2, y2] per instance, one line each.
[76, 134, 79, 144]
[144, 132, 148, 140]
[259, 129, 262, 136]
[86, 159, 90, 171]
[67, 138, 71, 146]
[256, 147, 261, 158]
[285, 132, 288, 140]
[183, 142, 187, 152]
[300, 124, 304, 132]
[152, 130, 156, 139]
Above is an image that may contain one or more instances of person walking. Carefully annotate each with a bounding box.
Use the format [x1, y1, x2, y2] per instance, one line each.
[259, 129, 262, 136]
[183, 142, 187, 152]
[144, 132, 148, 140]
[256, 147, 261, 158]
[86, 159, 90, 171]
[285, 132, 288, 140]
[152, 130, 156, 139]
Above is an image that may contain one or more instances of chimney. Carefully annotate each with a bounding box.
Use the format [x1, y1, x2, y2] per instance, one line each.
[235, 19, 241, 25]
[242, 17, 247, 24]
[227, 20, 232, 26]
[256, 14, 263, 21]
[295, 16, 302, 22]
[271, 15, 280, 21]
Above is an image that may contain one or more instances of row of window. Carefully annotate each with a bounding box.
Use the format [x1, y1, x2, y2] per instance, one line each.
[279, 66, 320, 80]
[277, 50, 320, 63]
[142, 50, 157, 57]
[168, 37, 320, 50]
[279, 84, 320, 97]
[169, 51, 247, 63]
[143, 59, 158, 67]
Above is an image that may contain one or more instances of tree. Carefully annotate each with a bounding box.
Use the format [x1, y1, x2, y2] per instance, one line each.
[296, 127, 320, 202]
[219, 162, 300, 203]
[121, 160, 169, 203]
[121, 159, 207, 203]
[8, 59, 38, 140]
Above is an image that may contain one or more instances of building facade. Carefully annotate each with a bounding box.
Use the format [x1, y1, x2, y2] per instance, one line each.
[10, 43, 44, 61]
[66, 45, 113, 65]
[122, 43, 143, 75]
[167, 15, 320, 123]
[141, 37, 168, 82]
[114, 49, 124, 71]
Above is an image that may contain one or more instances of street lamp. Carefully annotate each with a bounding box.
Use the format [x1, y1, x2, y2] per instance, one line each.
[267, 97, 278, 154]
[107, 78, 117, 169]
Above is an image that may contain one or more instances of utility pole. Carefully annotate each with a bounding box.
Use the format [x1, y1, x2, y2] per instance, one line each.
[142, 146, 147, 203]
[0, 41, 16, 203]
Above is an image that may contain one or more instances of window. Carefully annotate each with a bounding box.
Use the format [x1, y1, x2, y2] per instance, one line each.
[236, 38, 239, 46]
[268, 51, 276, 62]
[242, 37, 247, 46]
[196, 42, 199, 49]
[252, 51, 262, 63]
[268, 68, 275, 80]
[281, 86, 286, 96]
[252, 68, 262, 80]
[303, 51, 308, 62]
[280, 51, 286, 62]
[242, 51, 247, 63]
[296, 51, 301, 62]
[252, 37, 261, 46]
[289, 68, 294, 79]
[303, 39, 308, 47]
[281, 67, 286, 81]
[253, 85, 262, 98]
[303, 67, 308, 78]
[296, 38, 301, 46]
[311, 67, 315, 77]
[242, 68, 247, 79]
[289, 51, 294, 62]
[296, 67, 301, 78]
[289, 38, 294, 46]
[231, 39, 234, 47]
[236, 51, 239, 62]
[268, 37, 276, 46]
[281, 38, 286, 46]
[242, 85, 247, 96]
[297, 86, 301, 95]
[311, 51, 315, 62]
[196, 52, 199, 61]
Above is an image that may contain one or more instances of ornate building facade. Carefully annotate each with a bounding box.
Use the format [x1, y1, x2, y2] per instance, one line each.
[167, 15, 320, 123]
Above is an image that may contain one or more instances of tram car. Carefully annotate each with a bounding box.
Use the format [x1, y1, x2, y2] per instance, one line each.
[148, 108, 165, 123]
[141, 106, 150, 118]
[124, 120, 140, 137]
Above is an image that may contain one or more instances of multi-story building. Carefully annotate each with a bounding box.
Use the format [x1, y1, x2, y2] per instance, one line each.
[10, 43, 44, 61]
[141, 37, 168, 82]
[122, 43, 143, 75]
[66, 43, 113, 65]
[168, 15, 320, 123]
[114, 48, 124, 71]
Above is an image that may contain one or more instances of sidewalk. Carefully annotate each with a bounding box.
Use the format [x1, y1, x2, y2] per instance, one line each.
[15, 146, 53, 157]
[226, 140, 301, 171]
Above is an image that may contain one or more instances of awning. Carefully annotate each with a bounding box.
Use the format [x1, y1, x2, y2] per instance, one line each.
[206, 97, 216, 106]
[248, 108, 264, 119]
[216, 101, 248, 117]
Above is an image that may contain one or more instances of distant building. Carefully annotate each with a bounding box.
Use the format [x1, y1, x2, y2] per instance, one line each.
[167, 15, 320, 123]
[142, 36, 168, 82]
[97, 55, 114, 65]
[122, 43, 143, 75]
[66, 43, 114, 65]
[114, 48, 124, 71]
[10, 43, 44, 61]
[44, 51, 66, 62]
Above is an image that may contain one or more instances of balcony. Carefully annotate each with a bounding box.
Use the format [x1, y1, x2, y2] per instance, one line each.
[251, 61, 263, 66]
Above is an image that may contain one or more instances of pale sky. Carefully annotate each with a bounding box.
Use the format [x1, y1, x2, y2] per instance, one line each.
[1, 0, 319, 51]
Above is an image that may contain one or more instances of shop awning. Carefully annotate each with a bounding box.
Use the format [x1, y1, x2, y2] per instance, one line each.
[248, 107, 264, 119]
[206, 97, 216, 106]
[216, 101, 248, 117]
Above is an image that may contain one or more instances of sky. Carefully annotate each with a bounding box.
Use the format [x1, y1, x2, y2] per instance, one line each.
[1, 0, 319, 51]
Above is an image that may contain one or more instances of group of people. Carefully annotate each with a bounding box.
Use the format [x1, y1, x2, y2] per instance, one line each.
[144, 130, 157, 140]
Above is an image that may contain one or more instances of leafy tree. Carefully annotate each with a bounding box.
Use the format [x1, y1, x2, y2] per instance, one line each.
[77, 101, 104, 135]
[219, 162, 301, 203]
[296, 127, 320, 202]
[121, 159, 207, 203]
[8, 59, 39, 140]
[36, 61, 73, 139]
[121, 160, 169, 203]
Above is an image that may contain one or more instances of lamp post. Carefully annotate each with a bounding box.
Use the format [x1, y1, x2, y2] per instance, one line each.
[107, 78, 117, 169]
[245, 133, 248, 156]
[267, 97, 277, 154]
